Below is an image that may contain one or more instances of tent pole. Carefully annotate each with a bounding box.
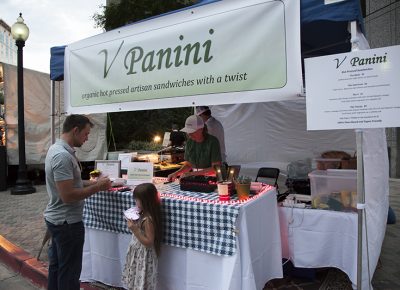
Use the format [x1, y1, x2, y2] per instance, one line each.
[350, 21, 370, 290]
[356, 129, 365, 290]
[51, 80, 56, 144]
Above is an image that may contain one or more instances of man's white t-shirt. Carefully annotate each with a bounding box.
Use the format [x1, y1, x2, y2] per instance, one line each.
[205, 116, 226, 162]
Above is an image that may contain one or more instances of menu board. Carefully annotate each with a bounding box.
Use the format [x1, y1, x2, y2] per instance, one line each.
[305, 45, 400, 130]
[95, 160, 121, 179]
[118, 152, 137, 170]
[127, 162, 153, 185]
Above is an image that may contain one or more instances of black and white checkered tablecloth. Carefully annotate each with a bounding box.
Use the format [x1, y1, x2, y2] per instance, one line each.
[83, 189, 134, 234]
[84, 182, 269, 256]
[160, 183, 240, 256]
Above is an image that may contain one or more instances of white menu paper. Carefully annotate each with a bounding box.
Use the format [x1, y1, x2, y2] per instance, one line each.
[306, 45, 400, 130]
[126, 162, 153, 186]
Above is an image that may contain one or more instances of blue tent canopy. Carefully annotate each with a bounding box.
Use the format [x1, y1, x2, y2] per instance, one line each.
[301, 0, 364, 59]
[301, 0, 363, 24]
[50, 46, 66, 81]
[50, 0, 363, 81]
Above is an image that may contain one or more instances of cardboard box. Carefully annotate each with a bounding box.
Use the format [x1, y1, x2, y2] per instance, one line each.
[314, 158, 342, 170]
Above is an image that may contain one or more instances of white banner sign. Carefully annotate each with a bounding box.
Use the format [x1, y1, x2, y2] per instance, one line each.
[64, 0, 301, 114]
[306, 45, 400, 130]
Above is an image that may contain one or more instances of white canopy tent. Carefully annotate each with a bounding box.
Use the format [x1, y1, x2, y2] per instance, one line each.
[55, 0, 389, 289]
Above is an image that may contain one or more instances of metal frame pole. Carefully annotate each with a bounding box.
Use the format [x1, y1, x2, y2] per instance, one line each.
[51, 80, 56, 144]
[356, 129, 365, 290]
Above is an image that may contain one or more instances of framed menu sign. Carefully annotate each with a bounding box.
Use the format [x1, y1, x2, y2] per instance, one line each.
[305, 45, 400, 130]
[118, 152, 137, 170]
[127, 162, 153, 185]
[95, 160, 121, 179]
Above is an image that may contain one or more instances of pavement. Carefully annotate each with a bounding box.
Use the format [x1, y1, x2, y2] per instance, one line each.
[0, 180, 399, 289]
[0, 262, 41, 290]
[0, 184, 107, 290]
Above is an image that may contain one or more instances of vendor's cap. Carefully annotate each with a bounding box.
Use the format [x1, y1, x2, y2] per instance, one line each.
[196, 106, 210, 116]
[181, 115, 204, 133]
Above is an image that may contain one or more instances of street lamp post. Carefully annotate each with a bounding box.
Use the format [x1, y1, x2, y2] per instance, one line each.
[10, 13, 35, 195]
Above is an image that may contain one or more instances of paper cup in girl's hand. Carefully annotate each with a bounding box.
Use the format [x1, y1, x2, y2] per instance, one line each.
[124, 207, 140, 220]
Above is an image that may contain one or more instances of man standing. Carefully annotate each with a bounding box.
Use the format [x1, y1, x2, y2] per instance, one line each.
[44, 114, 111, 290]
[196, 106, 226, 162]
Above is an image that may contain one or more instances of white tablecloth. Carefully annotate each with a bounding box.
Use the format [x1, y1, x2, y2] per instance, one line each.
[81, 189, 283, 290]
[279, 206, 377, 289]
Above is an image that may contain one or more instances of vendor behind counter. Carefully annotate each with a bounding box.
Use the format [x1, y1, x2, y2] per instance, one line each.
[167, 115, 221, 181]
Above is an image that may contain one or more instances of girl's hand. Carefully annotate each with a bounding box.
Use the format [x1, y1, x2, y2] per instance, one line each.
[126, 219, 139, 234]
[127, 217, 155, 248]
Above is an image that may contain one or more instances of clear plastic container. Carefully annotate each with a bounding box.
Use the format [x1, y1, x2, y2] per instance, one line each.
[309, 170, 357, 211]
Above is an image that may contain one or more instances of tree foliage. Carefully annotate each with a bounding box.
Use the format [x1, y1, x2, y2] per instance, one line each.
[108, 107, 192, 149]
[93, 0, 192, 31]
[93, 0, 196, 150]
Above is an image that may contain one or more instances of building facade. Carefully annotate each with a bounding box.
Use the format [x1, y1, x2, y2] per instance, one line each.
[0, 19, 17, 66]
[0, 18, 16, 146]
[364, 0, 400, 177]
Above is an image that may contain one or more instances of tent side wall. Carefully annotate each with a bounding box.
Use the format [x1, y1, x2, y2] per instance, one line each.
[52, 80, 107, 162]
[3, 64, 52, 165]
[213, 100, 358, 171]
[3, 63, 107, 165]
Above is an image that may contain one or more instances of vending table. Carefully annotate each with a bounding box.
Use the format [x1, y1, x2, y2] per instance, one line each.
[81, 181, 283, 290]
[279, 206, 375, 289]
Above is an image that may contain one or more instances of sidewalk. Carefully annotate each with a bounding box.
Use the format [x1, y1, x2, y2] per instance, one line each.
[0, 261, 41, 290]
[0, 181, 399, 289]
[0, 185, 103, 289]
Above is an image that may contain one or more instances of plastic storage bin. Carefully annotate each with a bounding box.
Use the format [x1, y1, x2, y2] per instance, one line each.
[309, 169, 357, 212]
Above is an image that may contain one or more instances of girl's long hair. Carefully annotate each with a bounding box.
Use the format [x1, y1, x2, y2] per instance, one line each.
[133, 183, 163, 256]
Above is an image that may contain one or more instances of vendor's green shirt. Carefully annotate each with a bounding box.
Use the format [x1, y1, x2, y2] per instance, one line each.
[184, 134, 221, 169]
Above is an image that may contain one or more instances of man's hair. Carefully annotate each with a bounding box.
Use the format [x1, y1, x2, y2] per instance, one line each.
[62, 114, 94, 133]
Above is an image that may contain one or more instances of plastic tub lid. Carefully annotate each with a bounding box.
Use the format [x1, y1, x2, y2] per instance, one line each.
[314, 158, 342, 162]
[326, 169, 357, 176]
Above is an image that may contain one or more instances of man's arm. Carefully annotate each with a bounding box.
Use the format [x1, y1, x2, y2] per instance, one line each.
[56, 176, 111, 204]
[82, 180, 96, 187]
[183, 160, 221, 177]
[167, 161, 192, 181]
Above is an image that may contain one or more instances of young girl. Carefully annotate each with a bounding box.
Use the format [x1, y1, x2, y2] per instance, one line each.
[122, 183, 163, 290]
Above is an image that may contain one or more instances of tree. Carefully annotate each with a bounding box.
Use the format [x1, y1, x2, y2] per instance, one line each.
[93, 0, 194, 31]
[93, 0, 196, 149]
[108, 107, 192, 149]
